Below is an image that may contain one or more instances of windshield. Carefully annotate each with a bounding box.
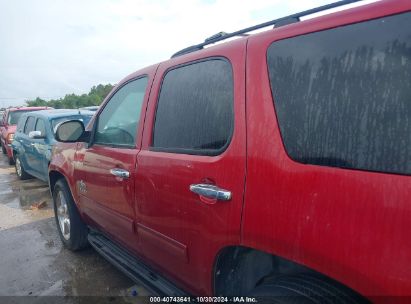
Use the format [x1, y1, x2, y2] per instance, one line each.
[8, 110, 33, 125]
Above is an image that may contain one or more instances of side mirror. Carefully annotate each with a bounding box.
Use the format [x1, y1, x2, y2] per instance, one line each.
[29, 131, 45, 139]
[55, 120, 87, 142]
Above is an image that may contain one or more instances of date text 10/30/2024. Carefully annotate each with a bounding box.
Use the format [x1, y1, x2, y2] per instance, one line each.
[149, 297, 258, 303]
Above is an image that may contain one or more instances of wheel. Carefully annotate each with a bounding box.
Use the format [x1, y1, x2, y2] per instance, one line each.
[8, 156, 14, 165]
[53, 179, 89, 251]
[1, 143, 6, 154]
[15, 155, 30, 180]
[250, 273, 368, 304]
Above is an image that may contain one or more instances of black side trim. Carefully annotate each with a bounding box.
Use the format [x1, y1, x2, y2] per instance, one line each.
[88, 232, 188, 296]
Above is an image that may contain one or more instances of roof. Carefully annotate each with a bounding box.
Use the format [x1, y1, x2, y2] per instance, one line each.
[7, 106, 51, 112]
[170, 0, 380, 58]
[20, 109, 95, 120]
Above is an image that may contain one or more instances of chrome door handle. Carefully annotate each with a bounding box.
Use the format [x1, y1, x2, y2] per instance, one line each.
[189, 184, 232, 201]
[110, 168, 130, 179]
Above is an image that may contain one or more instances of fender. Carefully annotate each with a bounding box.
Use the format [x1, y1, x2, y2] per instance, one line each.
[49, 142, 82, 212]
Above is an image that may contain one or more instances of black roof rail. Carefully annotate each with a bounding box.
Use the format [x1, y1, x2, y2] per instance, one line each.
[171, 0, 363, 58]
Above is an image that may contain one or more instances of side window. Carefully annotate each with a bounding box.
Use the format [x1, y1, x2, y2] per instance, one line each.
[35, 119, 46, 137]
[152, 59, 234, 155]
[24, 117, 36, 135]
[94, 77, 148, 147]
[1, 112, 6, 125]
[17, 117, 26, 132]
[267, 12, 411, 175]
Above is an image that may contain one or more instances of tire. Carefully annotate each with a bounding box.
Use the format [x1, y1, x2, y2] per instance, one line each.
[1, 143, 6, 154]
[8, 156, 14, 165]
[15, 155, 30, 180]
[250, 273, 368, 304]
[53, 179, 89, 251]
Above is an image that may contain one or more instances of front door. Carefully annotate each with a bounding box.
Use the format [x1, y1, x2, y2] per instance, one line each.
[76, 73, 153, 249]
[135, 42, 247, 295]
[21, 116, 36, 173]
[29, 118, 48, 179]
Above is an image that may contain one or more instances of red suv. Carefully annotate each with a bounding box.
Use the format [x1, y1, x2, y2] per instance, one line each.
[1, 107, 50, 164]
[48, 0, 411, 301]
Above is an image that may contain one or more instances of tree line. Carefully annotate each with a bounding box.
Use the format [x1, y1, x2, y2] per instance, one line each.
[26, 84, 114, 109]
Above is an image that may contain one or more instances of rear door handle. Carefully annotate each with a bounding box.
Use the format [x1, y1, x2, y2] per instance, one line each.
[110, 168, 130, 179]
[189, 184, 232, 201]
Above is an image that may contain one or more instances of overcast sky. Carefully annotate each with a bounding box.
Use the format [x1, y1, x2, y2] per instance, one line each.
[0, 0, 377, 107]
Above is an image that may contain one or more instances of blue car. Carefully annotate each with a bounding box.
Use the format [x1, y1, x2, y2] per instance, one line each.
[11, 109, 94, 181]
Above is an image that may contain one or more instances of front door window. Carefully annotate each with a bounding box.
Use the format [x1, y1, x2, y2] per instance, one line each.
[94, 77, 148, 147]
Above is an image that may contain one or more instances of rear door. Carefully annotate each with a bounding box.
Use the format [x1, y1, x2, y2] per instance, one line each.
[135, 40, 247, 294]
[75, 67, 156, 250]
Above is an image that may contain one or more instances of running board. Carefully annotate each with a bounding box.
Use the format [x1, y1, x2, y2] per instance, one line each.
[88, 232, 188, 296]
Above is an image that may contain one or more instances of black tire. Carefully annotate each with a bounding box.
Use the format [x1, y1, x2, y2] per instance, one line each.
[250, 273, 368, 304]
[8, 156, 14, 165]
[53, 179, 89, 251]
[1, 143, 6, 154]
[15, 155, 30, 180]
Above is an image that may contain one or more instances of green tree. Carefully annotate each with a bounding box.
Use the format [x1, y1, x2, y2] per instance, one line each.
[26, 83, 114, 109]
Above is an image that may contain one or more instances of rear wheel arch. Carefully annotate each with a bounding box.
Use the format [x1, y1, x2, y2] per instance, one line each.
[213, 246, 275, 296]
[212, 246, 366, 302]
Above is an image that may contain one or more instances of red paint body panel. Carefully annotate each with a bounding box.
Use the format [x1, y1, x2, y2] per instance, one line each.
[76, 145, 137, 244]
[135, 39, 247, 294]
[49, 0, 411, 299]
[49, 142, 80, 203]
[242, 0, 411, 300]
[1, 125, 16, 159]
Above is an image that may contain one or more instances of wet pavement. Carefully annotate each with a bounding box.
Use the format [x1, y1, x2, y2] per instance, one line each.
[0, 153, 149, 303]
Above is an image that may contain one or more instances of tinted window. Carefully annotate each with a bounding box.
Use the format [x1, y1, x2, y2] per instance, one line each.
[24, 117, 36, 134]
[267, 13, 411, 175]
[35, 119, 46, 136]
[17, 117, 26, 132]
[95, 77, 148, 147]
[153, 59, 233, 154]
[8, 110, 32, 125]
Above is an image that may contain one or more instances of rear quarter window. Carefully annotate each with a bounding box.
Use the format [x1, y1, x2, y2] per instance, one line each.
[267, 12, 411, 175]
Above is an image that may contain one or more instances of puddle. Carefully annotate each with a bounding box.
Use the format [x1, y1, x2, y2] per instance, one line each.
[0, 153, 53, 229]
[0, 188, 13, 195]
[0, 218, 140, 298]
[0, 153, 149, 298]
[0, 155, 51, 210]
[5, 194, 50, 209]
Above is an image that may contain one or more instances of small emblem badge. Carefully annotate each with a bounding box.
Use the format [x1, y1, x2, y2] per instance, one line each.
[78, 180, 87, 193]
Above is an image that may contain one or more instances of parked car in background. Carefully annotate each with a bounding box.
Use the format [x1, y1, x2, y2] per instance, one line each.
[12, 109, 94, 181]
[49, 0, 411, 302]
[1, 107, 51, 164]
[79, 106, 99, 112]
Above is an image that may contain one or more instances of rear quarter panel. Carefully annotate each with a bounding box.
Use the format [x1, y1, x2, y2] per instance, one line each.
[242, 0, 411, 299]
